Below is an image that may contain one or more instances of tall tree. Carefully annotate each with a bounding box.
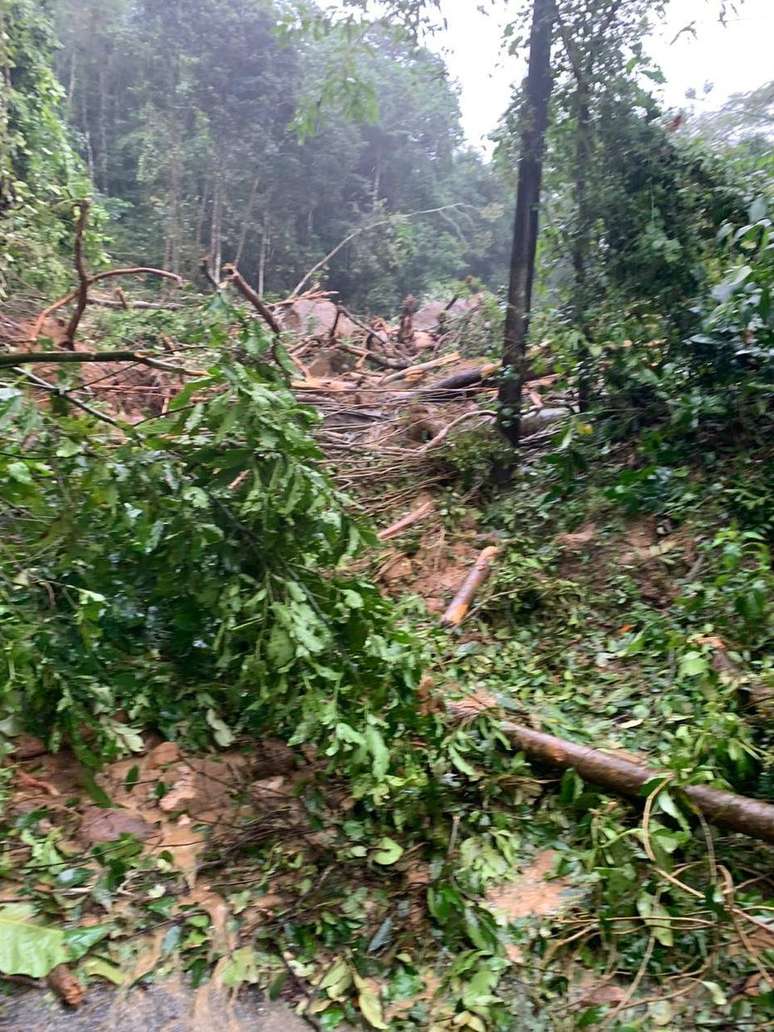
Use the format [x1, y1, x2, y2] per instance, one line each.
[497, 0, 556, 447]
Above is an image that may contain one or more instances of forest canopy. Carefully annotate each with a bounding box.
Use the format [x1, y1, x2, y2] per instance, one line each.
[47, 0, 512, 311]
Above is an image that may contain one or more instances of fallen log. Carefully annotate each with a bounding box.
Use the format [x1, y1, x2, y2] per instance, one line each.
[448, 704, 774, 845]
[381, 351, 461, 386]
[441, 546, 500, 627]
[378, 500, 435, 541]
[421, 362, 500, 400]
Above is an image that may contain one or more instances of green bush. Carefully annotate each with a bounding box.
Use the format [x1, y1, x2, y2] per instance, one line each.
[0, 311, 425, 801]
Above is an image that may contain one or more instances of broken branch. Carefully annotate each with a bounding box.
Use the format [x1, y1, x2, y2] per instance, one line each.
[419, 410, 497, 454]
[441, 546, 500, 627]
[421, 362, 500, 400]
[32, 266, 184, 341]
[449, 705, 774, 845]
[381, 351, 461, 386]
[0, 350, 205, 376]
[378, 501, 435, 541]
[222, 263, 282, 336]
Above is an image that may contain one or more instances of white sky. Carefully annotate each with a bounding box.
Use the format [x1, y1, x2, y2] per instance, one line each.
[434, 0, 774, 150]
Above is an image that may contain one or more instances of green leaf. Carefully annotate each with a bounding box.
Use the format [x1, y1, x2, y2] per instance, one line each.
[372, 838, 404, 866]
[0, 905, 69, 977]
[55, 439, 84, 458]
[702, 981, 728, 1006]
[206, 708, 235, 748]
[267, 625, 294, 668]
[64, 925, 111, 960]
[365, 726, 390, 781]
[221, 946, 259, 987]
[679, 651, 709, 677]
[577, 1005, 605, 1028]
[80, 771, 113, 808]
[7, 461, 33, 485]
[82, 958, 126, 985]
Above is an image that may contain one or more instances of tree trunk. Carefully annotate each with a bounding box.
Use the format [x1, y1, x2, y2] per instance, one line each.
[210, 176, 223, 283]
[234, 174, 260, 268]
[497, 0, 555, 448]
[257, 216, 269, 296]
[97, 61, 109, 194]
[573, 75, 593, 411]
[196, 177, 210, 254]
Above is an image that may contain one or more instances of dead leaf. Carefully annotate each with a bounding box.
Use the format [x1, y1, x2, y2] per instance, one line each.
[47, 964, 85, 1007]
[10, 735, 47, 760]
[159, 768, 198, 813]
[157, 815, 204, 888]
[452, 689, 500, 717]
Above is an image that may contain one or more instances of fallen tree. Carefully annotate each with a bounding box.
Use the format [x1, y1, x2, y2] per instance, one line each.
[449, 704, 774, 845]
[421, 362, 501, 400]
[441, 546, 500, 627]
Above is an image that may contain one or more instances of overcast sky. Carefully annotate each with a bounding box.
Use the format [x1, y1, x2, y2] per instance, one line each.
[433, 0, 774, 149]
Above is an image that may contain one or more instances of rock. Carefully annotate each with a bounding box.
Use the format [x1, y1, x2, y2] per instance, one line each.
[147, 742, 182, 767]
[78, 807, 156, 845]
[157, 756, 246, 816]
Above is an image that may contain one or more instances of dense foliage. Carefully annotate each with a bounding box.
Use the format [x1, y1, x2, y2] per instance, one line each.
[0, 0, 92, 296]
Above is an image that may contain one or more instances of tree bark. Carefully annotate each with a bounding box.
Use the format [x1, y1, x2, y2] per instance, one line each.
[448, 705, 774, 845]
[441, 547, 500, 627]
[498, 0, 555, 447]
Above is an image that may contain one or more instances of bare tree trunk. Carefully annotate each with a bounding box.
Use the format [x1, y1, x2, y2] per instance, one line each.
[196, 177, 210, 254]
[372, 155, 381, 211]
[497, 0, 555, 449]
[234, 174, 260, 268]
[66, 51, 77, 121]
[573, 77, 593, 411]
[167, 142, 182, 277]
[257, 215, 269, 296]
[210, 176, 223, 283]
[97, 62, 109, 194]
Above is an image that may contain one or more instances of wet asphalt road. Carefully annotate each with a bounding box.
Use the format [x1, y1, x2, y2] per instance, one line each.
[0, 980, 314, 1032]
